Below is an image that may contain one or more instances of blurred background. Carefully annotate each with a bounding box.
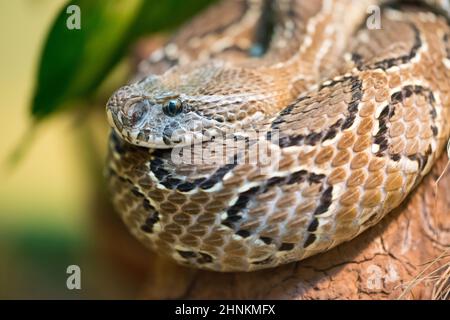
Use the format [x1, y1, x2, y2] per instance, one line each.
[0, 0, 131, 299]
[1, 0, 450, 301]
[0, 0, 213, 299]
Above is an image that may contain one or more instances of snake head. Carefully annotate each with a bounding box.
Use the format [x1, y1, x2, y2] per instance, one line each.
[106, 61, 271, 149]
[106, 79, 220, 148]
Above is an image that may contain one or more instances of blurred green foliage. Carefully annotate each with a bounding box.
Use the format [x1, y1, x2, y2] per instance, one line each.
[3, 0, 223, 298]
[31, 0, 215, 119]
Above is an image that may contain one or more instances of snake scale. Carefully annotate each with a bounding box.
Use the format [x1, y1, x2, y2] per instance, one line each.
[106, 0, 450, 271]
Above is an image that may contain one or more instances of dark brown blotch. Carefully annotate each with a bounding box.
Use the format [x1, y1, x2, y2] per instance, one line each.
[303, 233, 317, 248]
[279, 243, 295, 251]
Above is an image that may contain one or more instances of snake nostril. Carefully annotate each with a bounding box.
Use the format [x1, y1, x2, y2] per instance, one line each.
[123, 99, 150, 128]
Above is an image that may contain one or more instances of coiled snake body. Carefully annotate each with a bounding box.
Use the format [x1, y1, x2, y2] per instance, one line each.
[106, 0, 450, 271]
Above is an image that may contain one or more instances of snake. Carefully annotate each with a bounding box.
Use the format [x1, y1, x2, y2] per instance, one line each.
[105, 0, 450, 272]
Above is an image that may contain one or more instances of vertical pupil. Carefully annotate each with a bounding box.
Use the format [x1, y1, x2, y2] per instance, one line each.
[169, 101, 177, 113]
[164, 99, 181, 116]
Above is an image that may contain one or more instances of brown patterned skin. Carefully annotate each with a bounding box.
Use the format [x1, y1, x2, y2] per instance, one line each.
[105, 0, 450, 271]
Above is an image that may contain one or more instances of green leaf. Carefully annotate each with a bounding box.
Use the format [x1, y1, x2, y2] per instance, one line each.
[30, 0, 216, 120]
[31, 0, 143, 119]
[131, 0, 215, 36]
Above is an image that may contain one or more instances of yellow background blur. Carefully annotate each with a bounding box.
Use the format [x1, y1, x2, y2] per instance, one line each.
[0, 1, 137, 298]
[0, 0, 89, 239]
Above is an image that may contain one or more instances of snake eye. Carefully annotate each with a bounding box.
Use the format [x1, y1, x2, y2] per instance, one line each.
[162, 99, 183, 117]
[123, 99, 150, 128]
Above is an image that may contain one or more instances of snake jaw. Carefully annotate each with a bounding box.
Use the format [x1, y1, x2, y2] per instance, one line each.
[107, 83, 236, 149]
